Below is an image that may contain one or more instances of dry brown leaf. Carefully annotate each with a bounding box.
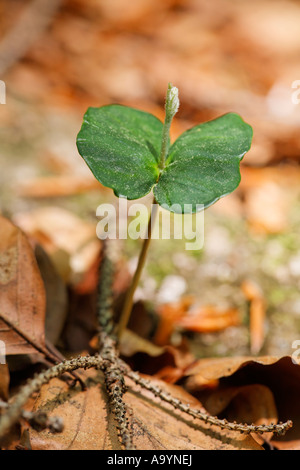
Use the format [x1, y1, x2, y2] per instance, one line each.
[154, 297, 196, 345]
[184, 355, 285, 388]
[183, 356, 300, 448]
[154, 366, 186, 384]
[0, 364, 10, 401]
[24, 370, 262, 450]
[0, 215, 46, 355]
[13, 207, 100, 285]
[154, 298, 240, 345]
[201, 384, 277, 421]
[35, 245, 68, 346]
[117, 331, 194, 383]
[120, 329, 165, 358]
[176, 305, 240, 334]
[200, 384, 278, 444]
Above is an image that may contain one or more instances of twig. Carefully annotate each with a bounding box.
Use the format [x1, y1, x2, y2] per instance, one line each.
[122, 366, 293, 437]
[97, 243, 116, 338]
[45, 338, 86, 390]
[22, 410, 63, 434]
[100, 334, 133, 450]
[0, 355, 103, 439]
[0, 399, 63, 433]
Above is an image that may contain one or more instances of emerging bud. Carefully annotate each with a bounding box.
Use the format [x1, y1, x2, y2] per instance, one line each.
[166, 83, 180, 119]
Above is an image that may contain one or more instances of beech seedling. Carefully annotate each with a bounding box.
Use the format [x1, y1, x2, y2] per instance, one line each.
[77, 84, 253, 336]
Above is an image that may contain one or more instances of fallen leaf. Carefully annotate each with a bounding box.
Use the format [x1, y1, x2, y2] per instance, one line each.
[154, 366, 186, 384]
[13, 207, 100, 285]
[120, 329, 165, 358]
[117, 331, 194, 383]
[24, 370, 262, 450]
[183, 356, 300, 448]
[199, 384, 278, 443]
[184, 355, 286, 389]
[35, 245, 68, 346]
[0, 364, 10, 401]
[154, 297, 195, 346]
[0, 216, 46, 355]
[176, 305, 240, 334]
[154, 298, 240, 344]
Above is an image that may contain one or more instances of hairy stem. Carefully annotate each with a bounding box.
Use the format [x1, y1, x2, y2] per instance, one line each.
[123, 367, 293, 437]
[117, 199, 158, 338]
[159, 114, 172, 170]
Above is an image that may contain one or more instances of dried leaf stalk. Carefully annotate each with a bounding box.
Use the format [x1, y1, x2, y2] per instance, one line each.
[98, 242, 134, 450]
[122, 366, 293, 437]
[0, 355, 103, 439]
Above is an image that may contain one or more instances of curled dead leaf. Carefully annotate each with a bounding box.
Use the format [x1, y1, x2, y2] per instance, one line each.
[35, 245, 68, 346]
[183, 356, 300, 448]
[199, 384, 278, 444]
[154, 298, 240, 345]
[176, 305, 240, 334]
[116, 329, 194, 382]
[0, 216, 46, 356]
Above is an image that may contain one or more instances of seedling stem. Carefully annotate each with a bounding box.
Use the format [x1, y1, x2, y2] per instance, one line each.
[117, 84, 179, 338]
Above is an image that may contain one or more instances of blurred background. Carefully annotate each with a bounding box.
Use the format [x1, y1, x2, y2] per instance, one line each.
[0, 0, 300, 359]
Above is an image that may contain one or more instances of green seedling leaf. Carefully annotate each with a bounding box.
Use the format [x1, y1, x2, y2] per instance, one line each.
[77, 105, 164, 200]
[77, 104, 252, 213]
[154, 113, 253, 213]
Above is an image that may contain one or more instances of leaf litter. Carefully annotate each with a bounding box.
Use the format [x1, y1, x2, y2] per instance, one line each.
[1, 0, 300, 451]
